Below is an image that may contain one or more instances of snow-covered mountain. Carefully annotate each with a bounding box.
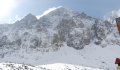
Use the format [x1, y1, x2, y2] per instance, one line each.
[0, 6, 112, 50]
[0, 6, 119, 70]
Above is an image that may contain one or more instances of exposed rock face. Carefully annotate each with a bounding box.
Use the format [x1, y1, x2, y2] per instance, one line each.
[0, 7, 112, 53]
[92, 20, 112, 45]
[67, 28, 92, 49]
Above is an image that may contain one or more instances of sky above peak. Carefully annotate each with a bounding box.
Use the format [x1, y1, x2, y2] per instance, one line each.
[0, 0, 120, 24]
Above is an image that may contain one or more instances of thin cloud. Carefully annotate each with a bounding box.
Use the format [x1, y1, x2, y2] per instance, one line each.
[36, 6, 62, 19]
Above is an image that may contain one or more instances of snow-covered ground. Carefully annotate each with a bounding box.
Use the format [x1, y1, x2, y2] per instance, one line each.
[0, 63, 104, 70]
[37, 63, 104, 70]
[0, 63, 36, 70]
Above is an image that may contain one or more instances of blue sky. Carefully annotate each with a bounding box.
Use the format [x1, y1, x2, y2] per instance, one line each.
[1, 0, 120, 23]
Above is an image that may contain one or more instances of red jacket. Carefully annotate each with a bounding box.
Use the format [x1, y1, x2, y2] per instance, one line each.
[115, 58, 120, 64]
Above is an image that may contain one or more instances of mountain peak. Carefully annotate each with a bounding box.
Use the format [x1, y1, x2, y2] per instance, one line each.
[19, 13, 37, 23]
[14, 13, 38, 27]
[26, 13, 34, 17]
[24, 13, 37, 20]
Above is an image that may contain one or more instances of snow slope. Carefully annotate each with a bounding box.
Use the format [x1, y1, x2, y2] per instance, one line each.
[0, 42, 119, 70]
